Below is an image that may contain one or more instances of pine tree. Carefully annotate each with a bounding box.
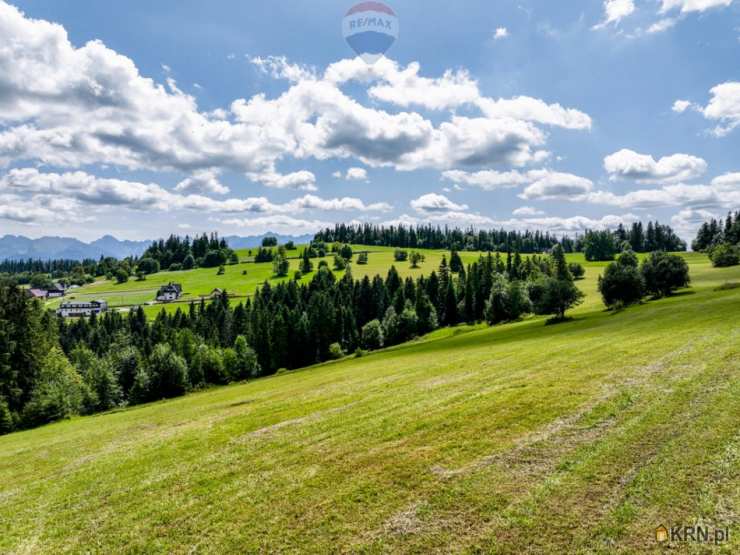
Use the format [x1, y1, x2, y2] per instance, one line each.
[551, 244, 572, 281]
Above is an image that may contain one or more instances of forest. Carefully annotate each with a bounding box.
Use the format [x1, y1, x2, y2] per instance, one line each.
[313, 221, 686, 254]
[0, 235, 690, 435]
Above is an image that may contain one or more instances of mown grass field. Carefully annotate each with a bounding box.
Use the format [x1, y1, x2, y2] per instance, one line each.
[4, 253, 739, 553]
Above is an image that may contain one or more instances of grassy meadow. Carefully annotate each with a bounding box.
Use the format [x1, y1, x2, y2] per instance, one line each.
[43, 246, 515, 317]
[3, 252, 739, 553]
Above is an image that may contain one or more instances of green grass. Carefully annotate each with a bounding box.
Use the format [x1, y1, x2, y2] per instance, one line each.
[4, 253, 739, 553]
[42, 246, 517, 317]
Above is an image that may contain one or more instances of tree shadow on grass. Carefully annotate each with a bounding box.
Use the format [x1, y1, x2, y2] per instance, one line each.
[668, 289, 696, 298]
[544, 316, 576, 326]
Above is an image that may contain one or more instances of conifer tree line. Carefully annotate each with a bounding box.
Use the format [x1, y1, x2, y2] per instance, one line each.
[139, 233, 238, 271]
[0, 233, 239, 288]
[313, 222, 685, 255]
[0, 246, 586, 435]
[692, 211, 740, 268]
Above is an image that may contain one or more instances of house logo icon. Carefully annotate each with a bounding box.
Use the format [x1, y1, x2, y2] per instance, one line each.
[656, 525, 669, 543]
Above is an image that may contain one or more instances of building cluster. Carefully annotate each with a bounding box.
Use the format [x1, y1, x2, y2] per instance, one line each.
[25, 283, 67, 300]
[42, 282, 184, 318]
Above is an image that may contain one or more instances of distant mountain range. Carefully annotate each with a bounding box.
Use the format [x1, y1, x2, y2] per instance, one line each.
[0, 233, 314, 261]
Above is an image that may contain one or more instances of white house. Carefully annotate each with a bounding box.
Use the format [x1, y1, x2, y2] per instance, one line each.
[156, 282, 183, 302]
[57, 300, 108, 318]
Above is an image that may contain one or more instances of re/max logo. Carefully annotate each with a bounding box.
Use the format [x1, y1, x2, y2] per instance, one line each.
[348, 17, 393, 31]
[670, 525, 730, 545]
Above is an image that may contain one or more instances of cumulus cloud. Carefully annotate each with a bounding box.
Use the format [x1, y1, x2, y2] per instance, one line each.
[493, 27, 509, 40]
[594, 0, 636, 29]
[410, 193, 469, 213]
[220, 215, 332, 234]
[670, 207, 720, 237]
[508, 213, 640, 233]
[0, 1, 592, 196]
[711, 172, 740, 190]
[603, 149, 707, 184]
[586, 184, 730, 210]
[444, 168, 597, 201]
[0, 193, 70, 223]
[476, 97, 592, 130]
[0, 168, 389, 223]
[325, 58, 481, 111]
[701, 82, 740, 136]
[386, 212, 639, 234]
[512, 206, 545, 216]
[246, 170, 317, 191]
[519, 170, 595, 201]
[324, 57, 591, 129]
[383, 212, 496, 228]
[175, 170, 229, 194]
[672, 99, 693, 113]
[345, 167, 369, 181]
[673, 82, 740, 136]
[442, 169, 530, 190]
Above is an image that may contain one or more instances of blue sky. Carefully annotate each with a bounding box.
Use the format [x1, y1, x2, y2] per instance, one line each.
[0, 0, 739, 241]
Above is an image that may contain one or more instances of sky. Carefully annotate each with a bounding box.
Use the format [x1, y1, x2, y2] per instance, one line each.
[0, 0, 739, 242]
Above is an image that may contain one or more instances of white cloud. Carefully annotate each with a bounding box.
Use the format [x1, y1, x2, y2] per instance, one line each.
[660, 0, 734, 14]
[702, 82, 740, 136]
[0, 3, 591, 186]
[444, 168, 598, 202]
[711, 172, 740, 190]
[647, 17, 679, 33]
[246, 170, 317, 191]
[220, 215, 332, 235]
[603, 149, 707, 184]
[345, 167, 369, 181]
[0, 168, 390, 220]
[250, 55, 317, 83]
[410, 193, 469, 213]
[324, 57, 591, 129]
[383, 211, 496, 228]
[442, 169, 530, 190]
[509, 213, 640, 233]
[175, 169, 229, 194]
[670, 207, 719, 237]
[288, 194, 391, 213]
[512, 206, 545, 216]
[519, 170, 595, 201]
[386, 212, 639, 234]
[476, 97, 592, 130]
[594, 0, 636, 29]
[674, 82, 740, 136]
[493, 27, 509, 40]
[672, 99, 693, 113]
[586, 184, 729, 210]
[325, 58, 481, 111]
[0, 193, 69, 223]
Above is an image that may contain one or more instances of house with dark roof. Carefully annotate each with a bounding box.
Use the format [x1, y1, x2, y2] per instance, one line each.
[156, 282, 183, 302]
[46, 283, 66, 298]
[57, 300, 108, 318]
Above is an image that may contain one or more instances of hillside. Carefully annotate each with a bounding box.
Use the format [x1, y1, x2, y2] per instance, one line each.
[0, 233, 313, 262]
[1, 254, 738, 553]
[43, 246, 504, 317]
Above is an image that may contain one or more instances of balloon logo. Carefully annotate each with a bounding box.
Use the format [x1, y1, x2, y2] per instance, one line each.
[342, 2, 399, 64]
